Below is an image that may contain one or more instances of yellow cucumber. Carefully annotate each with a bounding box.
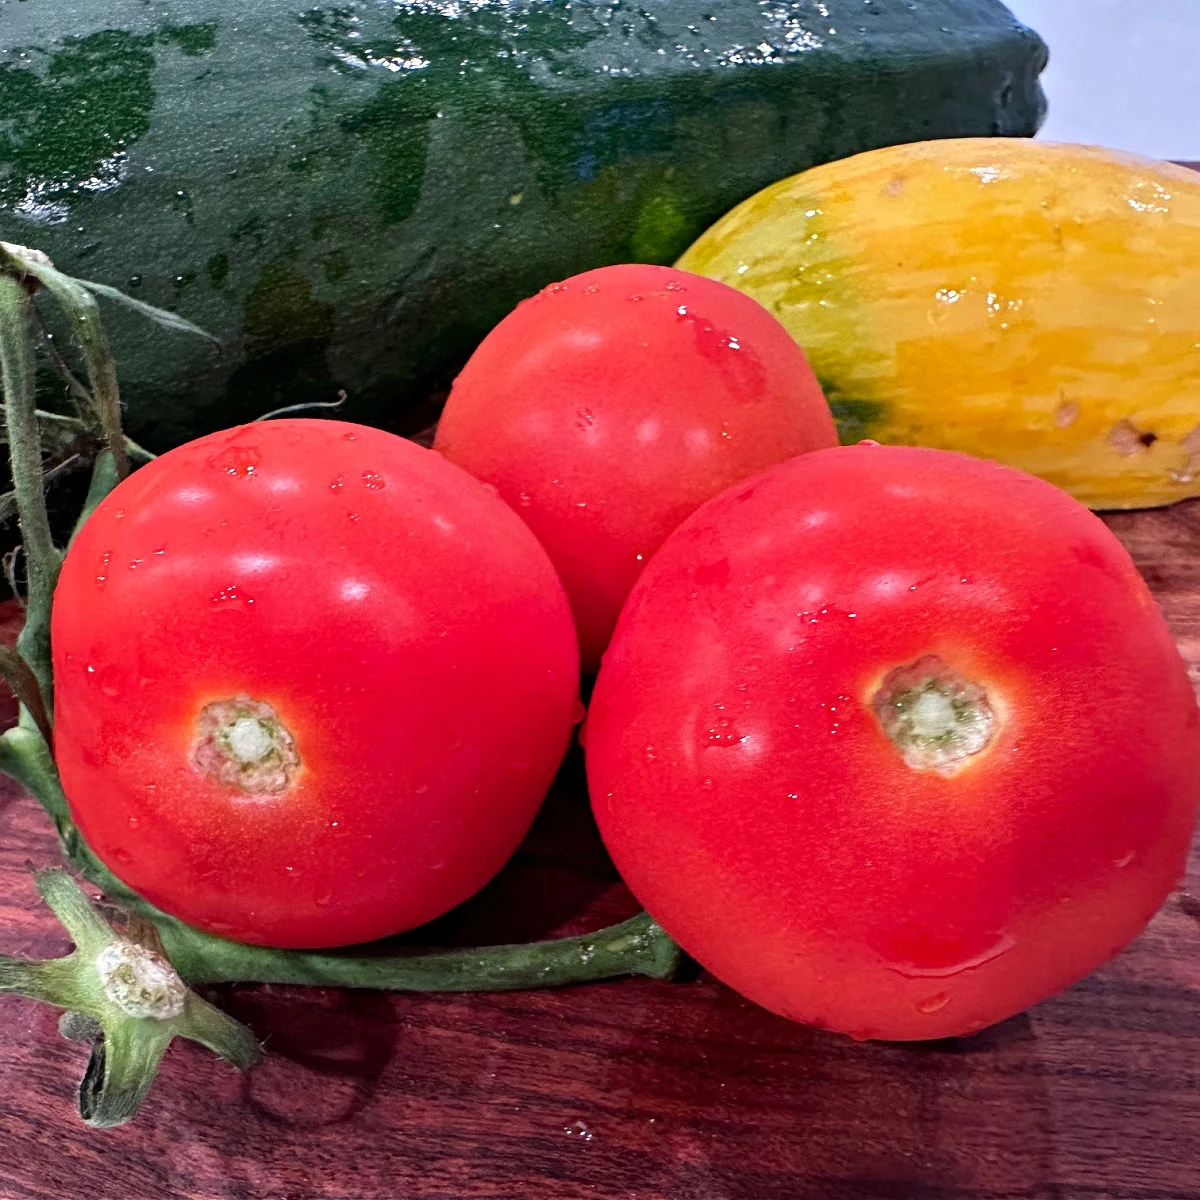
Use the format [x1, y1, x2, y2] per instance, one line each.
[677, 139, 1200, 509]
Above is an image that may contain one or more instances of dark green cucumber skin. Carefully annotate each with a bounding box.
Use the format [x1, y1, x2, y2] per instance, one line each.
[0, 0, 1045, 447]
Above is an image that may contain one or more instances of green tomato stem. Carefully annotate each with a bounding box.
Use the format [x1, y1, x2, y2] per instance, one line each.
[166, 910, 679, 990]
[0, 272, 62, 711]
[0, 243, 129, 481]
[0, 722, 681, 993]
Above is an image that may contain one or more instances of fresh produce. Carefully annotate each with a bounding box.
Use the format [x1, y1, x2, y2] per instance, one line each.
[0, 2, 1046, 444]
[586, 443, 1200, 1041]
[434, 263, 836, 670]
[50, 418, 581, 948]
[677, 139, 1200, 509]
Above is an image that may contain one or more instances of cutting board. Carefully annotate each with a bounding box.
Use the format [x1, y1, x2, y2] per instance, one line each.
[0, 496, 1197, 1200]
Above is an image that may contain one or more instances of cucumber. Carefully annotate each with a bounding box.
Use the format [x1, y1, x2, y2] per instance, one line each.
[678, 139, 1200, 510]
[0, 1, 1046, 447]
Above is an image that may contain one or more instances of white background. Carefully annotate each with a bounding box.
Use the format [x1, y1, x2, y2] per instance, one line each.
[1003, 0, 1200, 159]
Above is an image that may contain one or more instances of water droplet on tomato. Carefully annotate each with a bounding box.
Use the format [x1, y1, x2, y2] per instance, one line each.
[207, 445, 262, 478]
[916, 992, 950, 1014]
[665, 280, 686, 292]
[110, 847, 133, 867]
[127, 816, 140, 830]
[643, 746, 657, 762]
[330, 475, 344, 492]
[423, 852, 446, 872]
[343, 432, 357, 441]
[98, 666, 123, 697]
[517, 492, 532, 508]
[628, 294, 644, 303]
[95, 551, 112, 585]
[704, 717, 744, 746]
[313, 880, 334, 907]
[361, 470, 386, 490]
[572, 698, 587, 725]
[884, 931, 1015, 980]
[584, 284, 600, 295]
[152, 545, 166, 556]
[700, 777, 714, 791]
[211, 584, 255, 607]
[575, 407, 595, 431]
[1115, 850, 1136, 869]
[113, 508, 126, 520]
[675, 308, 767, 398]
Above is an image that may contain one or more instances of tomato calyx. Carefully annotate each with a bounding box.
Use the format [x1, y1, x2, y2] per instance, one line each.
[872, 655, 997, 774]
[0, 869, 261, 1128]
[193, 695, 300, 794]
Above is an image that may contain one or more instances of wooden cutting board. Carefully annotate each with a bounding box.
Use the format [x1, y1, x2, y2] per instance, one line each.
[0, 496, 1197, 1200]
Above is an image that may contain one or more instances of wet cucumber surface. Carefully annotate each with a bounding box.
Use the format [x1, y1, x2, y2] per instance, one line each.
[0, 0, 1045, 445]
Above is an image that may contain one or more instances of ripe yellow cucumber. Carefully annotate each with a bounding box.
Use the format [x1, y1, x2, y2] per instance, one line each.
[677, 139, 1200, 509]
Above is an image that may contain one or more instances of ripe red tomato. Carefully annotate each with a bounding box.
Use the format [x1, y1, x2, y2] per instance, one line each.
[586, 444, 1200, 1040]
[434, 263, 836, 671]
[51, 420, 580, 948]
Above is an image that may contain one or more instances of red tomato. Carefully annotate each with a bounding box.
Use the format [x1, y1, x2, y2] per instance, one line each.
[586, 444, 1200, 1040]
[434, 263, 836, 671]
[51, 420, 579, 948]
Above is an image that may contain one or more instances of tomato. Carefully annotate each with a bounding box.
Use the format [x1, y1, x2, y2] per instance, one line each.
[51, 420, 580, 949]
[586, 444, 1200, 1041]
[434, 263, 836, 671]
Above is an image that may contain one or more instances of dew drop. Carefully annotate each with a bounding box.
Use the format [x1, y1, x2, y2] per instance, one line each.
[110, 848, 133, 867]
[98, 666, 123, 698]
[127, 816, 140, 830]
[361, 470, 386, 490]
[211, 584, 255, 607]
[916, 992, 950, 1014]
[329, 475, 344, 492]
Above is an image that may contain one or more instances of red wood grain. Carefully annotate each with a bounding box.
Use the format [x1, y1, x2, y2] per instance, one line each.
[0, 499, 1197, 1200]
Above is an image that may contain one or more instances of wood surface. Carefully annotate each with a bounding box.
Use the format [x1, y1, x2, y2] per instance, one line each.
[0, 496, 1195, 1200]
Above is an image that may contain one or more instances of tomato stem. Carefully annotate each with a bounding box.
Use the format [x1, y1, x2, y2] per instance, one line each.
[165, 910, 680, 991]
[0, 243, 129, 481]
[0, 271, 62, 711]
[0, 722, 680, 998]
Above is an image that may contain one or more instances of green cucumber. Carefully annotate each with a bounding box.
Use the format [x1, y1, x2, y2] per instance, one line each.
[0, 0, 1046, 446]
